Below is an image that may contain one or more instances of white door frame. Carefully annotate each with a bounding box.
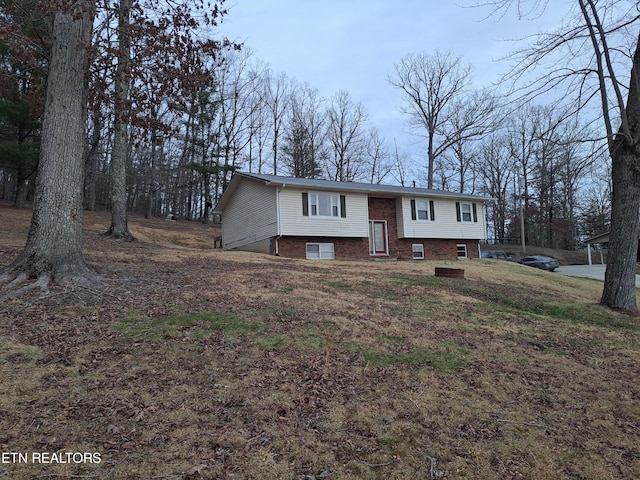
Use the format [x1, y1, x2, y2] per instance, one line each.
[369, 220, 389, 256]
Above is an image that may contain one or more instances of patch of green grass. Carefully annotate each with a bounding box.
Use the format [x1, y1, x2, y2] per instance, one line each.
[567, 337, 603, 348]
[111, 310, 151, 337]
[296, 335, 328, 350]
[255, 334, 290, 349]
[2, 343, 44, 365]
[345, 341, 465, 370]
[546, 346, 568, 356]
[325, 281, 353, 291]
[273, 286, 294, 294]
[187, 329, 214, 340]
[113, 311, 260, 339]
[390, 275, 445, 287]
[262, 305, 301, 322]
[291, 321, 336, 350]
[295, 331, 327, 350]
[456, 282, 640, 331]
[378, 335, 406, 345]
[362, 347, 466, 369]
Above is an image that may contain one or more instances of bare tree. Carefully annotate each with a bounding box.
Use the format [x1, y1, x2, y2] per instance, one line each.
[105, 0, 134, 240]
[365, 127, 392, 184]
[1, 0, 99, 293]
[244, 59, 270, 173]
[580, 159, 612, 239]
[388, 51, 480, 188]
[529, 106, 565, 248]
[325, 90, 369, 182]
[484, 0, 640, 311]
[93, 0, 236, 237]
[216, 50, 263, 184]
[477, 133, 514, 243]
[555, 123, 599, 249]
[444, 91, 499, 193]
[281, 121, 317, 178]
[505, 104, 544, 245]
[282, 82, 326, 178]
[390, 138, 410, 187]
[264, 70, 291, 175]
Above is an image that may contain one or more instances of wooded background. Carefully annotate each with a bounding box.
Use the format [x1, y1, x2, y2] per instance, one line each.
[0, 0, 616, 249]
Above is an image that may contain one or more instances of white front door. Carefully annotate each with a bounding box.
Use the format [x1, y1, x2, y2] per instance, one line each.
[369, 220, 388, 255]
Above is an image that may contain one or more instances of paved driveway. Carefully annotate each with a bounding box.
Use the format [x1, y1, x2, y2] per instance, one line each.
[555, 264, 640, 287]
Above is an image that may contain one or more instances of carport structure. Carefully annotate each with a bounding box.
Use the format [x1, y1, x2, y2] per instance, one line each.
[584, 232, 609, 265]
[585, 231, 640, 265]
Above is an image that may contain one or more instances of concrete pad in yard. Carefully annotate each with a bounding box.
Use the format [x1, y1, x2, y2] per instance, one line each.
[555, 264, 640, 287]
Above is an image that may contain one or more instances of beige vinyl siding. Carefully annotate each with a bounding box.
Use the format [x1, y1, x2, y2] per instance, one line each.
[397, 197, 486, 239]
[278, 188, 369, 237]
[222, 180, 278, 249]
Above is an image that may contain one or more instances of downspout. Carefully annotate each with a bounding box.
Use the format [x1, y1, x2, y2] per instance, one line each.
[480, 201, 489, 257]
[275, 184, 285, 255]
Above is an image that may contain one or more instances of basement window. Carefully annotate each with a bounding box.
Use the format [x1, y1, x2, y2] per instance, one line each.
[457, 244, 468, 259]
[306, 243, 335, 260]
[412, 244, 425, 260]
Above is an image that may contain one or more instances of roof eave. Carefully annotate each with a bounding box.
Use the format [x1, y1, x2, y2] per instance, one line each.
[217, 171, 495, 207]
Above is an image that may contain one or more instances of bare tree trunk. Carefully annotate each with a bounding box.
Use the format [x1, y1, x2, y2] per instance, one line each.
[1, 0, 98, 291]
[105, 0, 134, 240]
[13, 170, 28, 207]
[145, 134, 158, 219]
[85, 104, 103, 211]
[601, 146, 640, 311]
[601, 33, 640, 312]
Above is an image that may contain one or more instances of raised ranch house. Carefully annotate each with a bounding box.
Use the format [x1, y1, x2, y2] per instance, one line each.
[215, 172, 492, 260]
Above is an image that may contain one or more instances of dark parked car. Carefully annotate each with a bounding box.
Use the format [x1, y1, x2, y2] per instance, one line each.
[518, 255, 560, 272]
[480, 250, 519, 262]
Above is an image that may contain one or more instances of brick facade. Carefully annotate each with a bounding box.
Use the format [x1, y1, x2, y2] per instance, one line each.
[368, 197, 479, 260]
[277, 236, 368, 259]
[275, 196, 479, 260]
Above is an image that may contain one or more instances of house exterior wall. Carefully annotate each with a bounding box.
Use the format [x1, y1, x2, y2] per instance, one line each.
[221, 179, 278, 250]
[277, 236, 369, 259]
[278, 187, 369, 237]
[276, 197, 480, 260]
[397, 196, 486, 240]
[219, 173, 485, 259]
[368, 196, 399, 255]
[276, 235, 479, 260]
[369, 197, 479, 259]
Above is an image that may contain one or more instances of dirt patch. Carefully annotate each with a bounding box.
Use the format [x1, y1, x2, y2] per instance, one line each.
[1, 206, 639, 479]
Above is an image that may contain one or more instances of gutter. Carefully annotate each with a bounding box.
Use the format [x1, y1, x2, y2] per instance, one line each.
[275, 184, 284, 255]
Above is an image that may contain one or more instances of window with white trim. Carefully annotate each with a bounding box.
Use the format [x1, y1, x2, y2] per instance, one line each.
[310, 193, 340, 218]
[306, 243, 335, 260]
[412, 244, 425, 260]
[456, 201, 477, 223]
[411, 198, 435, 221]
[457, 244, 468, 259]
[460, 203, 472, 222]
[416, 200, 430, 220]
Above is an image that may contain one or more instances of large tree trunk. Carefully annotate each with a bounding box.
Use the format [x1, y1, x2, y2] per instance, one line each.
[105, 0, 134, 240]
[601, 33, 640, 312]
[601, 146, 640, 311]
[106, 117, 133, 238]
[0, 1, 98, 290]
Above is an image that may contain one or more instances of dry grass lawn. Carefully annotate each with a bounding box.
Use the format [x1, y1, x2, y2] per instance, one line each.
[1, 204, 639, 479]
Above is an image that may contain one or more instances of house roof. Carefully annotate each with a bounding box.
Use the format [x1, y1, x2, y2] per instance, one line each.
[216, 172, 493, 211]
[584, 231, 610, 244]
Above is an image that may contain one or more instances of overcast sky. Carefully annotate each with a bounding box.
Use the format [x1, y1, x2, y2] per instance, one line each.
[220, 1, 567, 169]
